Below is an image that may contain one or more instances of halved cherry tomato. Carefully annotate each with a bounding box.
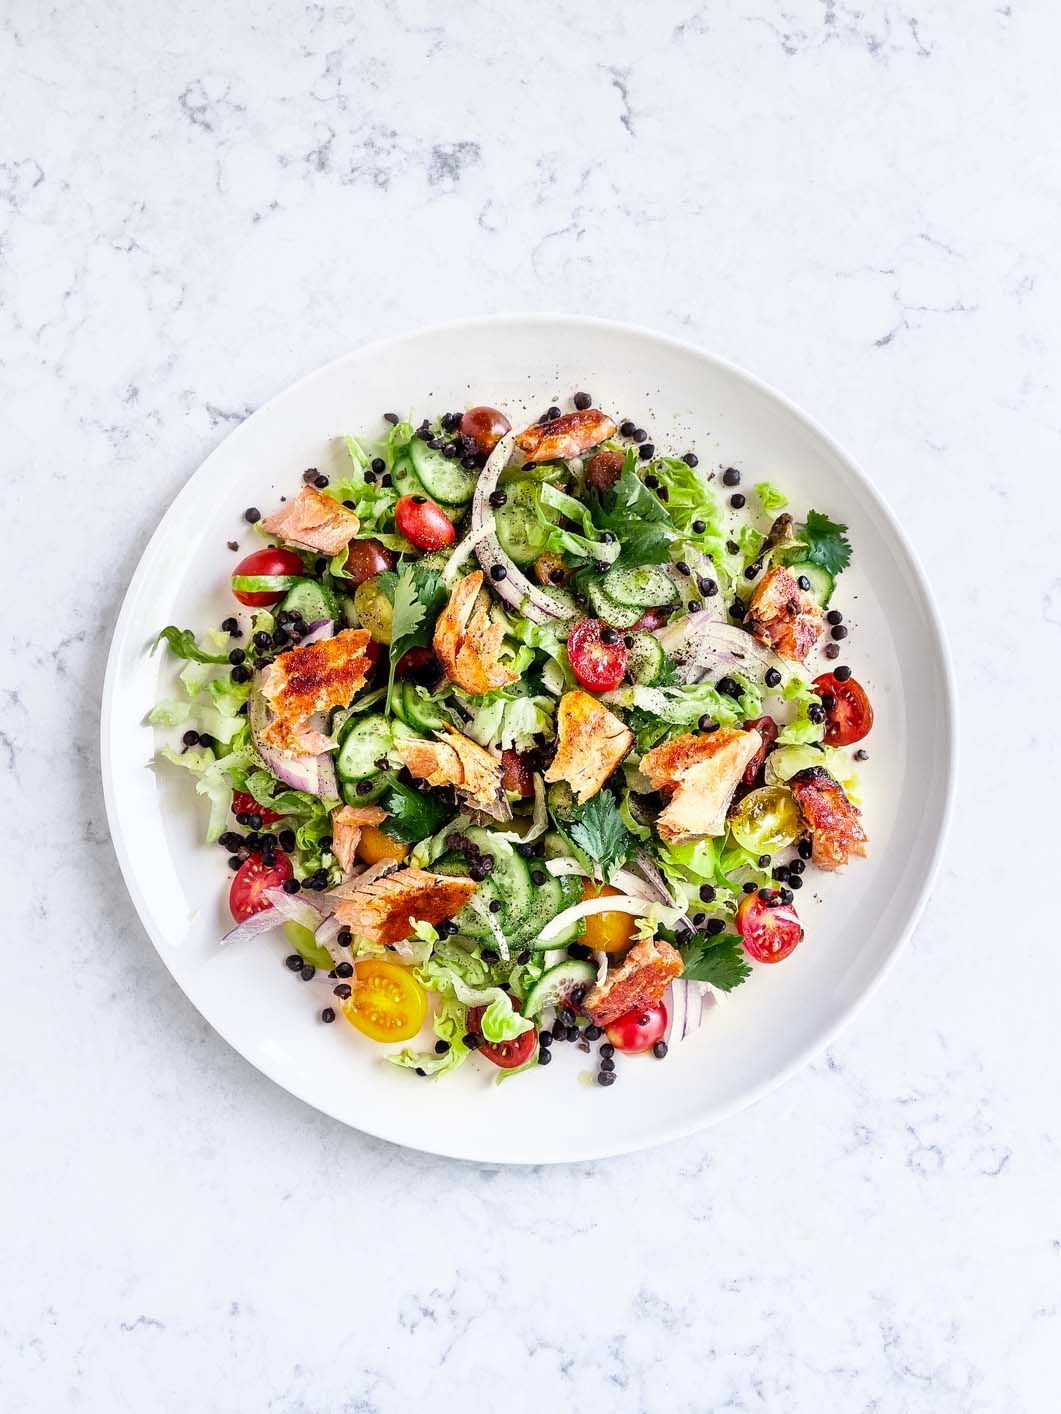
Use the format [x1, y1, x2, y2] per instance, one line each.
[355, 825, 409, 866]
[585, 449, 624, 494]
[813, 672, 874, 747]
[394, 645, 439, 682]
[342, 959, 427, 1042]
[231, 790, 283, 827]
[363, 639, 384, 674]
[605, 1001, 667, 1054]
[353, 579, 393, 644]
[228, 851, 293, 922]
[395, 494, 456, 551]
[336, 538, 395, 587]
[729, 786, 802, 854]
[534, 552, 567, 587]
[567, 617, 629, 693]
[629, 607, 670, 633]
[231, 546, 305, 607]
[467, 1003, 538, 1069]
[460, 406, 511, 457]
[501, 749, 534, 798]
[741, 715, 779, 787]
[581, 881, 636, 954]
[736, 891, 803, 964]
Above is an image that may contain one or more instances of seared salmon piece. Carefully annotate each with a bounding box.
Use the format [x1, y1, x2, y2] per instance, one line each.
[744, 565, 823, 664]
[788, 766, 868, 870]
[642, 727, 762, 842]
[330, 804, 389, 874]
[433, 571, 518, 696]
[260, 486, 360, 556]
[582, 937, 684, 1027]
[332, 866, 477, 945]
[514, 409, 618, 465]
[543, 690, 633, 804]
[259, 628, 373, 754]
[395, 727, 508, 817]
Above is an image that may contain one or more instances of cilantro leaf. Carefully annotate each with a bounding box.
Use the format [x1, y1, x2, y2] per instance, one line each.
[152, 626, 230, 664]
[591, 453, 675, 567]
[680, 933, 752, 992]
[800, 510, 851, 576]
[568, 790, 632, 880]
[383, 563, 448, 713]
[381, 778, 456, 842]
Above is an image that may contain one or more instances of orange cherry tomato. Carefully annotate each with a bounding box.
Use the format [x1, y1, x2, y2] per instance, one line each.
[355, 825, 409, 866]
[581, 880, 636, 954]
[341, 959, 427, 1042]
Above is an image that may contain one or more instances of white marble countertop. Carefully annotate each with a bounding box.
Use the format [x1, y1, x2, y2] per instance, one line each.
[3, 2, 1058, 1410]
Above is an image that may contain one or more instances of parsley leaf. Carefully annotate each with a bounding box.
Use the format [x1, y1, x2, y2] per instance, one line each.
[381, 778, 456, 842]
[568, 790, 632, 880]
[152, 626, 231, 664]
[680, 933, 752, 992]
[800, 510, 851, 576]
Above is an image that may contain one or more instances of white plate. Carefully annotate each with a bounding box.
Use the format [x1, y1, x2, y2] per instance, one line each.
[101, 315, 956, 1164]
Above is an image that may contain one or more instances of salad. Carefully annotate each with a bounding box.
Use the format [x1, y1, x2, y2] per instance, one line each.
[151, 395, 872, 1085]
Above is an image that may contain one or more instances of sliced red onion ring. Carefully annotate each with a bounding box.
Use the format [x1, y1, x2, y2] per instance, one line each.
[471, 431, 567, 625]
[299, 618, 335, 647]
[249, 685, 337, 798]
[632, 849, 679, 907]
[261, 887, 325, 931]
[656, 616, 788, 686]
[666, 548, 726, 621]
[221, 906, 283, 946]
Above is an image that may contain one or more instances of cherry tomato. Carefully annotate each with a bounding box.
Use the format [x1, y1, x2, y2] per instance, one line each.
[467, 1003, 538, 1069]
[581, 881, 636, 954]
[629, 607, 670, 633]
[534, 552, 567, 587]
[813, 672, 874, 746]
[231, 790, 283, 827]
[355, 825, 409, 866]
[363, 639, 384, 674]
[394, 645, 439, 682]
[736, 891, 803, 964]
[228, 851, 293, 923]
[336, 538, 395, 587]
[741, 715, 779, 787]
[585, 450, 624, 494]
[501, 749, 534, 798]
[342, 959, 427, 1043]
[395, 494, 456, 552]
[729, 786, 802, 853]
[567, 617, 629, 693]
[605, 1001, 667, 1054]
[353, 579, 393, 644]
[231, 546, 305, 607]
[460, 406, 511, 457]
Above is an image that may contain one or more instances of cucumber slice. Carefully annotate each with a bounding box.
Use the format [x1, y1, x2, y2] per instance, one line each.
[431, 852, 495, 940]
[509, 872, 586, 949]
[494, 481, 551, 567]
[536, 583, 580, 619]
[522, 959, 597, 1019]
[586, 579, 644, 630]
[409, 438, 478, 505]
[337, 593, 359, 628]
[340, 775, 390, 806]
[464, 828, 532, 930]
[784, 559, 835, 608]
[626, 631, 665, 685]
[401, 682, 447, 733]
[280, 579, 340, 626]
[601, 564, 678, 609]
[336, 713, 392, 784]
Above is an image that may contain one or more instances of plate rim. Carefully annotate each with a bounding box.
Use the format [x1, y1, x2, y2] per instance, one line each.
[100, 313, 959, 1164]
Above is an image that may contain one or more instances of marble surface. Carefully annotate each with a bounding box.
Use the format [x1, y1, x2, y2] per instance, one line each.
[2, 1, 1058, 1410]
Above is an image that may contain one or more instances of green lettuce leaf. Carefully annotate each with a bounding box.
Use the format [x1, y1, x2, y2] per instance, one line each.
[755, 481, 789, 513]
[152, 627, 230, 665]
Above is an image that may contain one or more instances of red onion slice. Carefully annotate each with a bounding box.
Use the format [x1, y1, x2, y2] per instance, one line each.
[261, 887, 325, 931]
[299, 618, 335, 647]
[248, 685, 337, 798]
[656, 616, 788, 685]
[221, 906, 283, 946]
[471, 431, 567, 625]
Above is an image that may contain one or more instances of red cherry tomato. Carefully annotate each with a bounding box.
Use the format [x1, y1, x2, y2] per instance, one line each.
[394, 495, 456, 552]
[813, 672, 874, 746]
[394, 645, 439, 682]
[363, 639, 384, 674]
[460, 406, 511, 457]
[231, 546, 305, 607]
[336, 538, 395, 587]
[629, 607, 670, 633]
[585, 450, 624, 494]
[467, 1004, 538, 1069]
[228, 852, 293, 923]
[736, 892, 803, 964]
[741, 715, 779, 787]
[605, 1001, 668, 1054]
[501, 748, 534, 798]
[231, 790, 283, 827]
[566, 617, 629, 693]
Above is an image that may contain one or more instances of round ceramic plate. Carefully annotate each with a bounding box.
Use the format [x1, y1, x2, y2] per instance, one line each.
[101, 315, 956, 1164]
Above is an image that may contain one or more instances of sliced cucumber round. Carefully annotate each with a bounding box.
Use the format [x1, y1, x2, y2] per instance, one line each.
[522, 959, 597, 1019]
[279, 578, 340, 626]
[585, 579, 644, 629]
[494, 481, 551, 567]
[340, 775, 390, 807]
[784, 559, 835, 608]
[626, 631, 665, 685]
[601, 564, 678, 609]
[336, 713, 392, 784]
[401, 682, 447, 733]
[409, 438, 478, 505]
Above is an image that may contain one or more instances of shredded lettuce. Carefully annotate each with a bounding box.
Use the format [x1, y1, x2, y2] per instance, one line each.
[755, 481, 788, 513]
[387, 995, 471, 1078]
[777, 675, 826, 746]
[535, 482, 620, 565]
[416, 945, 533, 1041]
[157, 744, 252, 843]
[459, 690, 555, 753]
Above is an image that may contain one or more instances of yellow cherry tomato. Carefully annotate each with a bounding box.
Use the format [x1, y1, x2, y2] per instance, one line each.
[353, 578, 393, 645]
[580, 880, 636, 954]
[342, 959, 428, 1043]
[728, 786, 802, 854]
[355, 825, 409, 866]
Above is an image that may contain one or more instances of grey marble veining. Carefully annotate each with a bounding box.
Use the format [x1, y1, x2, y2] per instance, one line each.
[2, 1, 1059, 1410]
